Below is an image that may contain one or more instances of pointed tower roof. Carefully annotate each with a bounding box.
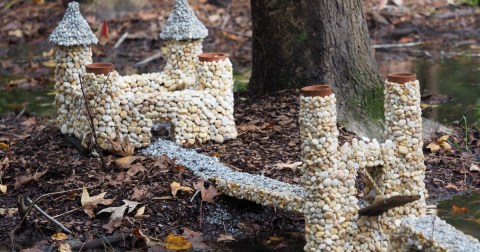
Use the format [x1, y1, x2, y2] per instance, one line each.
[50, 2, 98, 46]
[160, 0, 208, 41]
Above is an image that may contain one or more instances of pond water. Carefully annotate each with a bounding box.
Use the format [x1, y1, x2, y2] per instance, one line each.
[437, 192, 480, 240]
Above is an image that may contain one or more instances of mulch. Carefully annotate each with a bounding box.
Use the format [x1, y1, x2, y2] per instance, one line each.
[1, 89, 480, 250]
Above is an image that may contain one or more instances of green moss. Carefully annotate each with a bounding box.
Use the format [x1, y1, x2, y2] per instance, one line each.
[295, 32, 308, 45]
[345, 85, 385, 123]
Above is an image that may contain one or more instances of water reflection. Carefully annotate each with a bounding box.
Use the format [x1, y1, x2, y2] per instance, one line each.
[437, 192, 480, 240]
[377, 55, 480, 124]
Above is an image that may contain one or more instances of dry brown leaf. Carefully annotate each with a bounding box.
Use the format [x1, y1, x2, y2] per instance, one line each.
[98, 200, 139, 220]
[217, 234, 235, 242]
[273, 161, 302, 171]
[0, 184, 6, 194]
[81, 187, 114, 218]
[0, 142, 9, 150]
[133, 227, 151, 244]
[426, 142, 441, 152]
[0, 208, 18, 217]
[107, 136, 134, 157]
[170, 182, 194, 197]
[127, 163, 147, 177]
[134, 206, 145, 218]
[0, 157, 9, 171]
[164, 234, 192, 250]
[102, 217, 123, 233]
[51, 232, 68, 241]
[445, 183, 460, 191]
[437, 135, 449, 143]
[470, 163, 480, 172]
[131, 187, 146, 201]
[452, 204, 469, 214]
[57, 243, 71, 252]
[194, 180, 219, 203]
[14, 169, 47, 189]
[115, 156, 143, 169]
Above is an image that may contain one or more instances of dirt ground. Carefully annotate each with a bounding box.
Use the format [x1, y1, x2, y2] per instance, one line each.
[1, 0, 480, 251]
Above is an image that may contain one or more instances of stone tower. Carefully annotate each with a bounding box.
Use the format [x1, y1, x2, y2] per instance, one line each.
[160, 0, 208, 90]
[50, 2, 98, 138]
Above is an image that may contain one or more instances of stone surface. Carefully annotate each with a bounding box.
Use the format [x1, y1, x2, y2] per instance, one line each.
[159, 0, 208, 40]
[49, 2, 98, 46]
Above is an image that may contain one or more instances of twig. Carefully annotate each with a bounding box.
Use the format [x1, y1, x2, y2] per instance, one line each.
[114, 32, 129, 49]
[11, 186, 97, 251]
[52, 206, 83, 219]
[135, 51, 163, 66]
[208, 26, 252, 38]
[79, 75, 107, 170]
[25, 197, 73, 234]
[372, 41, 422, 49]
[190, 189, 200, 202]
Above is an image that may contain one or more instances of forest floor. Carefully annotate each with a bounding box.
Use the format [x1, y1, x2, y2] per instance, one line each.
[1, 0, 480, 251]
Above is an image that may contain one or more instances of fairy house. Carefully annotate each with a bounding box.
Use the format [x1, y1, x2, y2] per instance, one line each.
[50, 2, 97, 139]
[51, 0, 237, 150]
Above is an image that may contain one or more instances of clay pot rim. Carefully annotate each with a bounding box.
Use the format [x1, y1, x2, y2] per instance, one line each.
[86, 63, 115, 75]
[387, 72, 416, 84]
[199, 52, 229, 62]
[300, 84, 333, 97]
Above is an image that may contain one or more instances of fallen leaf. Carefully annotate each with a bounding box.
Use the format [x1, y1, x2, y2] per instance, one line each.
[131, 187, 146, 201]
[133, 227, 150, 244]
[98, 199, 140, 220]
[0, 208, 18, 217]
[0, 142, 9, 150]
[182, 227, 207, 250]
[0, 157, 9, 171]
[426, 142, 441, 152]
[217, 234, 235, 242]
[164, 234, 192, 250]
[452, 204, 468, 214]
[470, 163, 480, 172]
[170, 182, 194, 197]
[57, 243, 71, 252]
[193, 180, 219, 203]
[41, 59, 56, 68]
[127, 163, 147, 177]
[107, 136, 134, 157]
[102, 217, 123, 233]
[273, 161, 302, 171]
[115, 156, 143, 169]
[445, 183, 460, 191]
[0, 184, 6, 194]
[468, 217, 480, 225]
[51, 232, 68, 241]
[14, 170, 48, 189]
[81, 187, 114, 218]
[437, 135, 449, 142]
[135, 206, 145, 218]
[20, 117, 37, 127]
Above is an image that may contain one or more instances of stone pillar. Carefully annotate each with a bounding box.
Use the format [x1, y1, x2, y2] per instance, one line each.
[197, 52, 237, 143]
[382, 73, 427, 227]
[54, 45, 92, 136]
[82, 64, 119, 150]
[300, 85, 352, 251]
[162, 39, 203, 91]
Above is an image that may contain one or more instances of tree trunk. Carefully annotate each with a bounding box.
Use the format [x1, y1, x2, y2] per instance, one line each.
[250, 0, 385, 138]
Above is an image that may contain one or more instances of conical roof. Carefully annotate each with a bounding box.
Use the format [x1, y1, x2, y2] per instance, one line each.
[50, 2, 98, 46]
[160, 0, 208, 41]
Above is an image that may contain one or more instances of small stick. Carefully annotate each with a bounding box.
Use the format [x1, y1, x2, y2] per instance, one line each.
[52, 206, 83, 219]
[26, 197, 73, 234]
[190, 189, 200, 202]
[113, 32, 129, 49]
[372, 41, 422, 49]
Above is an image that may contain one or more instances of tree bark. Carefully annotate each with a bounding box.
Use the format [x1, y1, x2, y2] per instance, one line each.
[250, 0, 385, 138]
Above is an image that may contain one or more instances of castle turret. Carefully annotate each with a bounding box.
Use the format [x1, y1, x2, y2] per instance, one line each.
[50, 2, 97, 138]
[160, 0, 208, 91]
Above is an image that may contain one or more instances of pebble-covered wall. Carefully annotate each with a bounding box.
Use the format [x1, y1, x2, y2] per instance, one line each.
[300, 73, 427, 251]
[51, 1, 238, 150]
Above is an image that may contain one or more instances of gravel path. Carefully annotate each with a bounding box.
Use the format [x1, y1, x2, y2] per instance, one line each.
[142, 139, 304, 199]
[403, 215, 480, 252]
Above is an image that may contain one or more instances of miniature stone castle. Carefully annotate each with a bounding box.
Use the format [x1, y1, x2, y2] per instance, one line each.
[299, 74, 427, 251]
[50, 0, 237, 151]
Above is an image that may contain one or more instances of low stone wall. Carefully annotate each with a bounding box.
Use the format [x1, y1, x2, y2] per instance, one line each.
[390, 215, 480, 252]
